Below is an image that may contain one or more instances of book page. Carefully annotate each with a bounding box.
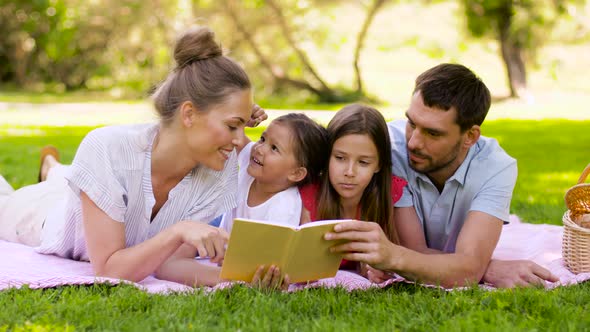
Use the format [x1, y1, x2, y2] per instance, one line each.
[283, 221, 348, 282]
[299, 219, 353, 229]
[220, 218, 294, 282]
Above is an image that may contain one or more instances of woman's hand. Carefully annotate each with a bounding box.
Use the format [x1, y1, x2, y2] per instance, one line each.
[246, 104, 268, 127]
[175, 221, 229, 264]
[250, 265, 290, 291]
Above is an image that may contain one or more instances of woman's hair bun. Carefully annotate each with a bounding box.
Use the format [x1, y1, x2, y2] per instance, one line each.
[174, 27, 222, 68]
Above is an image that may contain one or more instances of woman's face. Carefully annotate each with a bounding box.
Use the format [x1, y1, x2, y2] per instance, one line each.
[187, 89, 253, 171]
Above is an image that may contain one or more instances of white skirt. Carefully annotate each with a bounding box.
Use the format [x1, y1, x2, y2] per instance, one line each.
[0, 165, 69, 246]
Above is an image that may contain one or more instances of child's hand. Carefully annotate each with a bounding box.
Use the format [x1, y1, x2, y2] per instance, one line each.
[250, 265, 290, 291]
[366, 265, 394, 284]
[246, 104, 268, 127]
[358, 262, 370, 278]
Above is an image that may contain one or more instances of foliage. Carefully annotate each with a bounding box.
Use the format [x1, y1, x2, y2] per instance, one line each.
[1, 1, 589, 103]
[0, 0, 388, 103]
[460, 0, 586, 97]
[192, 0, 386, 103]
[0, 0, 174, 94]
[462, 0, 579, 60]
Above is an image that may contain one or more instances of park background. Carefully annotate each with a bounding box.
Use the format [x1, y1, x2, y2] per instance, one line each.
[1, 0, 590, 330]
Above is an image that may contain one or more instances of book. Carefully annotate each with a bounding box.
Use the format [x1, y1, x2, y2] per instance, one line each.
[220, 218, 351, 283]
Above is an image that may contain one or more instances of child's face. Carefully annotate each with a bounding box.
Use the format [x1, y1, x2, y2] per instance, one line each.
[328, 134, 380, 204]
[247, 122, 301, 187]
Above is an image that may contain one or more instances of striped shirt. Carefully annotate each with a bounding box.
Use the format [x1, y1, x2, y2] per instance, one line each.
[36, 123, 238, 261]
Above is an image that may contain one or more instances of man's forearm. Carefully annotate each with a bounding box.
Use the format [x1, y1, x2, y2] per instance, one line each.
[392, 210, 502, 288]
[386, 245, 487, 288]
[416, 247, 444, 255]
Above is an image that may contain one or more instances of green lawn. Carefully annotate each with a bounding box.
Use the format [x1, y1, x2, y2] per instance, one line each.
[1, 118, 589, 331]
[2, 283, 590, 331]
[0, 89, 141, 104]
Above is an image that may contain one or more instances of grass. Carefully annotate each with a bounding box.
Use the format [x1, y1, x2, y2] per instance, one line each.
[1, 119, 589, 330]
[0, 88, 142, 104]
[2, 282, 590, 331]
[484, 120, 590, 224]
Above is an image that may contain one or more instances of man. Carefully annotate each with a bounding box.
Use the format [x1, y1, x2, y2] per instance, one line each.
[326, 63, 558, 288]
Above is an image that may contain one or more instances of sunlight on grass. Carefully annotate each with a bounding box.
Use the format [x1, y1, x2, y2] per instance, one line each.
[535, 172, 581, 184]
[0, 88, 142, 104]
[0, 127, 47, 137]
[0, 104, 158, 126]
[7, 323, 74, 332]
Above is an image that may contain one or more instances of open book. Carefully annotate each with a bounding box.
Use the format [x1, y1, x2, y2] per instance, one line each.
[220, 218, 351, 283]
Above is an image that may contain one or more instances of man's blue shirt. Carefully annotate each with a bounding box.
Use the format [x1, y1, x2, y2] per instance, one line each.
[388, 120, 517, 253]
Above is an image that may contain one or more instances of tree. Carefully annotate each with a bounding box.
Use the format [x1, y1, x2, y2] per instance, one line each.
[462, 0, 584, 98]
[196, 0, 388, 102]
[353, 0, 387, 95]
[0, 0, 175, 92]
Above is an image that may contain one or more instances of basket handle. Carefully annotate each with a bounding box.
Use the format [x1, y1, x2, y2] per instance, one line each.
[578, 163, 590, 184]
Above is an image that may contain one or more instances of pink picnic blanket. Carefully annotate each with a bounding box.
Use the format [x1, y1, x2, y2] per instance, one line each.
[1, 216, 589, 293]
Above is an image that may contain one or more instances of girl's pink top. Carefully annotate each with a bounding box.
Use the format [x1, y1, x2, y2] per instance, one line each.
[298, 175, 408, 271]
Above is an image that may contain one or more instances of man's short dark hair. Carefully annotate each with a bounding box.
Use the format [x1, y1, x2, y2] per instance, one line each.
[413, 63, 491, 131]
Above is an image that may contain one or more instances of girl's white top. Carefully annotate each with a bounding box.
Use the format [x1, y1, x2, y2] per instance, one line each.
[36, 123, 238, 261]
[219, 142, 302, 233]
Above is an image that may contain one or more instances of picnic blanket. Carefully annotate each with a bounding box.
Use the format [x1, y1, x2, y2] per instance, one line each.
[1, 216, 589, 293]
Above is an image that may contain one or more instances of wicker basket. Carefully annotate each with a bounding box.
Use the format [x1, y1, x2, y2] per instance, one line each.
[562, 211, 590, 273]
[562, 164, 590, 273]
[565, 164, 590, 222]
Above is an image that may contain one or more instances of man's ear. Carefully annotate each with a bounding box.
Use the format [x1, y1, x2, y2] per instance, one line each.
[180, 101, 197, 128]
[463, 125, 481, 148]
[288, 167, 308, 184]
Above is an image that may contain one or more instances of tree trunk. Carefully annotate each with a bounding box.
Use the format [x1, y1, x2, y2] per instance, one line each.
[13, 39, 29, 86]
[497, 3, 527, 98]
[266, 0, 333, 94]
[222, 1, 328, 98]
[353, 0, 386, 95]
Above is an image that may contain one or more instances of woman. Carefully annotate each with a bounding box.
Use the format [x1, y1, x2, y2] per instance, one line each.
[0, 27, 283, 288]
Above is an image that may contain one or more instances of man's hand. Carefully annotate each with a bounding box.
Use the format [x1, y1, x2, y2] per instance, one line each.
[483, 259, 559, 288]
[325, 221, 396, 271]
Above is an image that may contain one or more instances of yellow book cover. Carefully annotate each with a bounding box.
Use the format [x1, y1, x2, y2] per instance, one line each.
[220, 218, 351, 283]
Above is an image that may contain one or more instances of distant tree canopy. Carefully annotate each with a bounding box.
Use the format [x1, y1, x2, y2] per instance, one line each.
[461, 0, 586, 98]
[0, 0, 587, 101]
[1, 0, 390, 102]
[194, 0, 387, 102]
[0, 0, 173, 93]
